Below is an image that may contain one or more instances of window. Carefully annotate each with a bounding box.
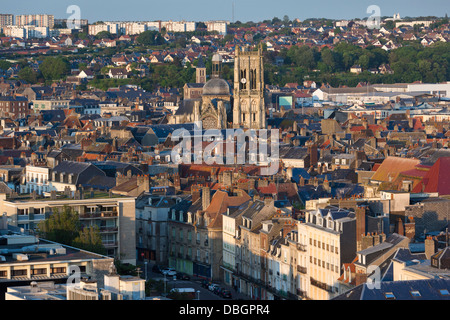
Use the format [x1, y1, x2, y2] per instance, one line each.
[51, 267, 66, 274]
[384, 292, 396, 300]
[410, 291, 421, 298]
[439, 289, 449, 296]
[12, 269, 28, 277]
[31, 268, 47, 275]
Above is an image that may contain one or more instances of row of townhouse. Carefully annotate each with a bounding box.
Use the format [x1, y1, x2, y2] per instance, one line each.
[223, 200, 358, 300]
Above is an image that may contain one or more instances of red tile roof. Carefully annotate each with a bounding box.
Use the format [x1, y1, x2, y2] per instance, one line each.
[423, 157, 450, 195]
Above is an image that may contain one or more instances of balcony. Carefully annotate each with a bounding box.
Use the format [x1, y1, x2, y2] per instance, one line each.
[296, 289, 307, 299]
[297, 265, 307, 274]
[310, 278, 335, 293]
[80, 211, 118, 219]
[18, 215, 29, 221]
[297, 244, 307, 252]
[102, 241, 118, 247]
[99, 227, 118, 233]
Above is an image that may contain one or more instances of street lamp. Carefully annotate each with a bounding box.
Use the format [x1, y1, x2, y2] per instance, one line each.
[196, 290, 200, 300]
[144, 261, 148, 280]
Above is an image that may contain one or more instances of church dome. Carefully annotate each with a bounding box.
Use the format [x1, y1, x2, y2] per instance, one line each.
[202, 78, 230, 96]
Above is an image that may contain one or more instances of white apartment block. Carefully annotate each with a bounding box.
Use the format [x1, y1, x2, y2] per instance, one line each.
[20, 165, 51, 195]
[3, 26, 26, 38]
[297, 207, 357, 300]
[88, 23, 119, 36]
[161, 20, 196, 32]
[15, 14, 54, 28]
[31, 99, 71, 112]
[205, 21, 228, 35]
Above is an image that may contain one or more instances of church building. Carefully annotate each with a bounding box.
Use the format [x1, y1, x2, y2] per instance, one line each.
[170, 44, 266, 130]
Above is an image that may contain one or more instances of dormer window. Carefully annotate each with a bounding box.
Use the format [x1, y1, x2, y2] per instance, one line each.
[179, 211, 184, 222]
[171, 209, 176, 221]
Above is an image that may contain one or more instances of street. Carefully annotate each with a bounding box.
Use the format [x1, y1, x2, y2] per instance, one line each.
[141, 262, 250, 300]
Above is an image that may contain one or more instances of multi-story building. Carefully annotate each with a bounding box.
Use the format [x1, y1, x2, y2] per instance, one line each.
[169, 187, 250, 281]
[135, 193, 183, 266]
[161, 20, 196, 33]
[0, 14, 14, 27]
[205, 21, 228, 35]
[236, 200, 274, 299]
[0, 191, 136, 265]
[0, 214, 113, 299]
[20, 164, 51, 195]
[0, 96, 29, 119]
[31, 99, 71, 112]
[297, 206, 357, 300]
[15, 14, 54, 28]
[88, 23, 119, 36]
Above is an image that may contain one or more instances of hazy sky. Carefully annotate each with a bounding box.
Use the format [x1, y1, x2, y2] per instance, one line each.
[2, 0, 449, 23]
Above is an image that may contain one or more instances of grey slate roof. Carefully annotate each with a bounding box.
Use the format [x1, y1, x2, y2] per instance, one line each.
[333, 279, 450, 300]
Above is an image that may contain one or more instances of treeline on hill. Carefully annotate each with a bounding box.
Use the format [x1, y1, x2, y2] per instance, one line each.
[12, 41, 450, 90]
[263, 42, 450, 87]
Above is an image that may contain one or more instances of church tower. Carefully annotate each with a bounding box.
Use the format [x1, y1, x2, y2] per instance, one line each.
[196, 55, 206, 84]
[233, 44, 266, 129]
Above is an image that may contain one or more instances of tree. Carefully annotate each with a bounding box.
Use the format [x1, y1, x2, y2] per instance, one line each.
[39, 56, 70, 80]
[18, 67, 39, 84]
[136, 30, 164, 46]
[37, 205, 106, 255]
[95, 31, 113, 40]
[37, 206, 80, 246]
[0, 60, 11, 71]
[73, 225, 106, 255]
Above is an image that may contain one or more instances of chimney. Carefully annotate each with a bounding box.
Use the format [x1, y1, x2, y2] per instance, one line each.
[191, 185, 201, 203]
[424, 236, 437, 260]
[356, 206, 366, 251]
[202, 187, 211, 211]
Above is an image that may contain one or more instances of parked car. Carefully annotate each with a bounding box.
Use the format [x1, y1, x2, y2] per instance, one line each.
[201, 280, 210, 288]
[208, 283, 220, 292]
[221, 290, 232, 299]
[214, 287, 223, 295]
[176, 273, 190, 280]
[161, 268, 177, 276]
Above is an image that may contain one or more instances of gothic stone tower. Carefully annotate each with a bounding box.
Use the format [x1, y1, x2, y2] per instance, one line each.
[233, 44, 266, 129]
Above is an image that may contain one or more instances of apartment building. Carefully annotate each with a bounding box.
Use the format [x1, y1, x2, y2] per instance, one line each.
[161, 21, 196, 33]
[0, 214, 113, 299]
[15, 14, 54, 28]
[20, 164, 51, 195]
[0, 14, 14, 27]
[235, 200, 274, 299]
[298, 206, 357, 300]
[0, 191, 136, 265]
[205, 21, 228, 35]
[135, 193, 183, 266]
[263, 217, 299, 300]
[222, 200, 250, 288]
[0, 96, 29, 119]
[88, 23, 119, 36]
[31, 99, 71, 112]
[168, 187, 250, 281]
